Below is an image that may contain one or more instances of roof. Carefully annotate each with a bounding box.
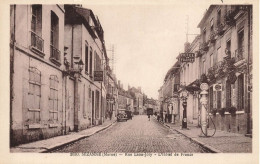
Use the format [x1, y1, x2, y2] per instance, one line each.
[64, 5, 104, 41]
[164, 61, 180, 82]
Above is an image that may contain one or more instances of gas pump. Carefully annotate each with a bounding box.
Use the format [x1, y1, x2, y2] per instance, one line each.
[199, 83, 216, 137]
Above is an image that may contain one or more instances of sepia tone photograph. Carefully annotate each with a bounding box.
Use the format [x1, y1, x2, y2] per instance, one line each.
[1, 0, 259, 163]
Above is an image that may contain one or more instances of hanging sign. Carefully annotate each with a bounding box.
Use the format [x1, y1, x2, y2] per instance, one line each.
[179, 53, 195, 63]
[94, 71, 103, 81]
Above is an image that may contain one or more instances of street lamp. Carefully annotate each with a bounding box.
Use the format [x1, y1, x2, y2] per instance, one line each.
[180, 89, 189, 129]
[75, 59, 84, 73]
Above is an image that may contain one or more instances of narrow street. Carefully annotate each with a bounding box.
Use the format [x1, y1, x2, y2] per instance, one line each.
[53, 115, 208, 153]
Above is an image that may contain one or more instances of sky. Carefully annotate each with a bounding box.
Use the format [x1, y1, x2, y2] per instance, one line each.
[85, 1, 210, 99]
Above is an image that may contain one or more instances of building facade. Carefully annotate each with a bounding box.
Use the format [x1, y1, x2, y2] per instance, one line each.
[10, 5, 66, 146]
[128, 87, 144, 115]
[10, 4, 116, 146]
[196, 5, 252, 135]
[160, 61, 180, 123]
[178, 37, 201, 126]
[177, 5, 252, 135]
[159, 5, 252, 135]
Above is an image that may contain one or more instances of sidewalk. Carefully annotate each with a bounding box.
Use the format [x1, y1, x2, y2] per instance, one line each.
[159, 119, 252, 153]
[10, 119, 117, 153]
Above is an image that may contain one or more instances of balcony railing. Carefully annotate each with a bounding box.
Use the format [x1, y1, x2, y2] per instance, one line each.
[234, 46, 244, 62]
[50, 45, 61, 61]
[31, 31, 44, 52]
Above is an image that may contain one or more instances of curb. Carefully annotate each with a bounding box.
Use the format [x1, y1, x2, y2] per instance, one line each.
[42, 120, 117, 153]
[173, 128, 223, 153]
[13, 121, 117, 153]
[156, 119, 222, 153]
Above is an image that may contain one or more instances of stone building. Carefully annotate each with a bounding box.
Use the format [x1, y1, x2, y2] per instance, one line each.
[178, 36, 201, 126]
[105, 65, 118, 120]
[128, 87, 144, 115]
[10, 5, 66, 146]
[64, 5, 107, 129]
[177, 5, 252, 134]
[118, 86, 134, 112]
[10, 4, 113, 146]
[196, 5, 252, 135]
[160, 61, 180, 123]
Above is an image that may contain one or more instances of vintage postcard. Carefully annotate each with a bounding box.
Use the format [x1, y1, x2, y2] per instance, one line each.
[0, 0, 259, 163]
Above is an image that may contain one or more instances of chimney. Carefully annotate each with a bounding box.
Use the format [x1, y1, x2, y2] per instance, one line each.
[184, 42, 191, 52]
[118, 80, 121, 88]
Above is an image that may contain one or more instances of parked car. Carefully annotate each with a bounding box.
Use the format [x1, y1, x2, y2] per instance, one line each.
[125, 110, 133, 120]
[117, 110, 128, 122]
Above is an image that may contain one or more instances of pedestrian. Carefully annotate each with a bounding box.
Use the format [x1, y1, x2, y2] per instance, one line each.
[148, 114, 150, 121]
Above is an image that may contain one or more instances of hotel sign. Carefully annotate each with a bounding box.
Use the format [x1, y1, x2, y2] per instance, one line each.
[94, 71, 103, 81]
[179, 53, 195, 63]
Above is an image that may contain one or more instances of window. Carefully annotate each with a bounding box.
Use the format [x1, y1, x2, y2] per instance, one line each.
[83, 85, 86, 117]
[94, 52, 102, 71]
[31, 5, 43, 52]
[89, 47, 93, 76]
[50, 11, 60, 62]
[226, 80, 231, 108]
[237, 74, 244, 110]
[95, 90, 100, 118]
[226, 40, 231, 57]
[217, 47, 221, 62]
[28, 67, 41, 123]
[49, 75, 58, 121]
[236, 29, 244, 59]
[210, 53, 213, 67]
[217, 9, 221, 25]
[209, 86, 213, 111]
[203, 29, 206, 42]
[210, 18, 214, 32]
[217, 91, 221, 109]
[85, 44, 89, 73]
[203, 60, 206, 74]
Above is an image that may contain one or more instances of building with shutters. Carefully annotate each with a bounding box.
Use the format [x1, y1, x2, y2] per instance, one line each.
[159, 5, 252, 135]
[10, 5, 66, 146]
[159, 61, 181, 123]
[196, 5, 252, 135]
[177, 5, 252, 135]
[178, 36, 201, 126]
[10, 4, 113, 146]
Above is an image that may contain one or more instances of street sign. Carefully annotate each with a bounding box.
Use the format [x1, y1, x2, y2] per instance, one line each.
[200, 83, 209, 91]
[179, 53, 195, 63]
[94, 71, 103, 81]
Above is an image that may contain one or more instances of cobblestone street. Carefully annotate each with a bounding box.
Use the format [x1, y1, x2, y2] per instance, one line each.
[53, 115, 208, 153]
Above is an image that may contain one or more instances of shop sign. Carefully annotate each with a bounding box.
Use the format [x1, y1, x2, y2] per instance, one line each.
[94, 71, 103, 81]
[179, 53, 195, 63]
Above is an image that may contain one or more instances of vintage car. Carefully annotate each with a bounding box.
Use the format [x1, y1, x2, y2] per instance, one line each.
[125, 110, 133, 120]
[117, 110, 128, 122]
